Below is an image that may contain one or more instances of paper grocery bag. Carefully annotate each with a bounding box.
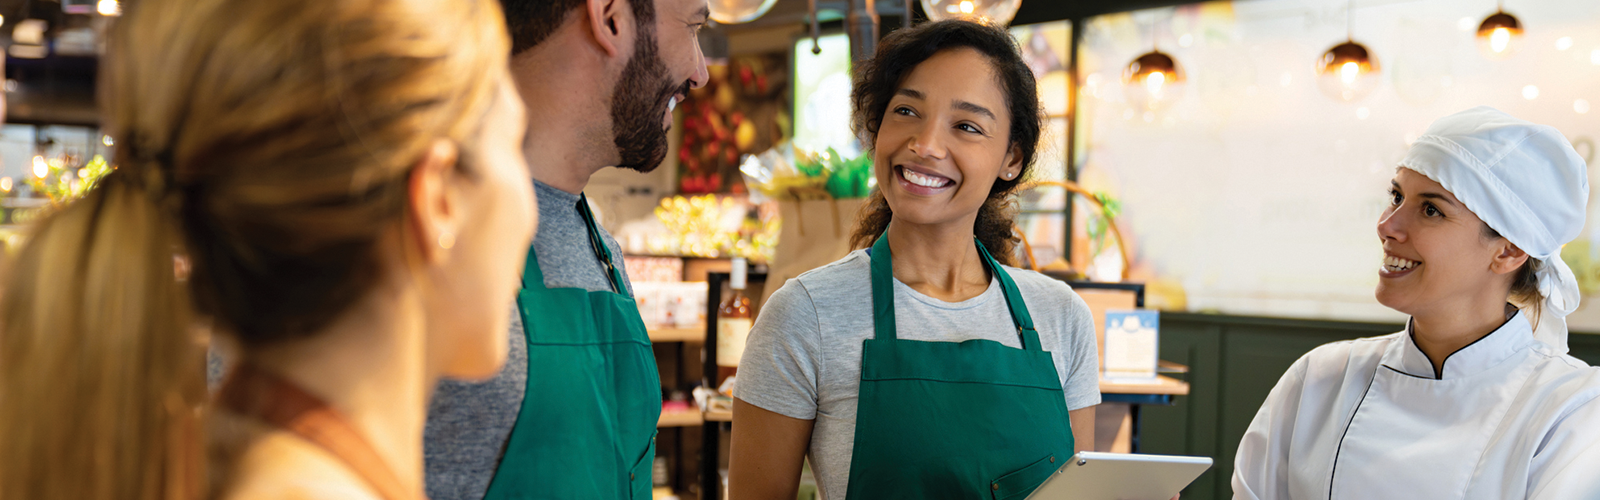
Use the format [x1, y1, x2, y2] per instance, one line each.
[758, 196, 867, 310]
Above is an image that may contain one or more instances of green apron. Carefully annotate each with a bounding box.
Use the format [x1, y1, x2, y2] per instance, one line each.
[483, 194, 660, 500]
[844, 233, 1076, 500]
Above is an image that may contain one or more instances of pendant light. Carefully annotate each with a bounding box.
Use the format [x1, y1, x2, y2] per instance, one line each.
[707, 0, 776, 23]
[1476, 1, 1522, 60]
[920, 0, 1023, 26]
[1124, 16, 1183, 112]
[1317, 0, 1380, 103]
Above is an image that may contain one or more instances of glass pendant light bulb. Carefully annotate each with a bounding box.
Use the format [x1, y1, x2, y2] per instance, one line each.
[1124, 51, 1183, 111]
[1476, 11, 1523, 60]
[1317, 41, 1380, 103]
[706, 0, 777, 24]
[920, 0, 1022, 25]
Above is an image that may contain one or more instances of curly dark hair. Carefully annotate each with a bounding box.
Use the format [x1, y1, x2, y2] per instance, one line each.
[845, 19, 1043, 265]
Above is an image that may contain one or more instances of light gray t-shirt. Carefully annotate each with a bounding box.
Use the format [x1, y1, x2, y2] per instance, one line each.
[423, 181, 633, 500]
[735, 249, 1100, 500]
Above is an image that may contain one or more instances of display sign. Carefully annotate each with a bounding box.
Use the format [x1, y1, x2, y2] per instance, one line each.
[1102, 309, 1160, 381]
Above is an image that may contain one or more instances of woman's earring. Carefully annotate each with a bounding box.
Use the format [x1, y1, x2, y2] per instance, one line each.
[438, 230, 456, 250]
[1005, 172, 1015, 179]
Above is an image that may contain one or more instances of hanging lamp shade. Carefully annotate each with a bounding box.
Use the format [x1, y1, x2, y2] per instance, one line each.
[707, 0, 777, 24]
[920, 0, 1023, 26]
[1124, 50, 1183, 111]
[1476, 11, 1523, 60]
[1317, 41, 1380, 102]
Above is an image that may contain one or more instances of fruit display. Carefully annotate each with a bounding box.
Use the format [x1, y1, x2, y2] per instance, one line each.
[651, 194, 779, 261]
[677, 53, 790, 194]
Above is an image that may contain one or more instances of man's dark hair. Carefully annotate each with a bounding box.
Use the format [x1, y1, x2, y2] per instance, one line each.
[499, 0, 657, 54]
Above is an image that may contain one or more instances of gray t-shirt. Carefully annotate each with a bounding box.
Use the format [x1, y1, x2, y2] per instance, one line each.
[423, 181, 633, 500]
[735, 249, 1100, 500]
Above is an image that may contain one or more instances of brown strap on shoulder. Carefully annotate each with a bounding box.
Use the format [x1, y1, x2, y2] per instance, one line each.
[218, 364, 419, 500]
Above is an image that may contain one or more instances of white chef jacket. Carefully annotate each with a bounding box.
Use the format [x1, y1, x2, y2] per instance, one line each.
[1233, 311, 1600, 499]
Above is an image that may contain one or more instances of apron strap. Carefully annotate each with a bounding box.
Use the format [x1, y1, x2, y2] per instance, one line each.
[868, 232, 1042, 351]
[519, 194, 627, 295]
[217, 364, 419, 500]
[870, 233, 899, 341]
[974, 237, 1041, 351]
[577, 193, 628, 296]
[521, 246, 547, 290]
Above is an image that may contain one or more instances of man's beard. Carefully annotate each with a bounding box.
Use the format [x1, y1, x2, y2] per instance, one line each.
[610, 24, 690, 173]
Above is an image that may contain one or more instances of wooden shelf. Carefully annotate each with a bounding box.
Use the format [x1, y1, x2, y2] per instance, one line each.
[658, 408, 703, 427]
[1099, 375, 1190, 396]
[703, 408, 732, 422]
[647, 326, 704, 343]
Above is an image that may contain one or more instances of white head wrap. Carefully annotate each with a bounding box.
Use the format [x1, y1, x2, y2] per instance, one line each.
[1397, 106, 1589, 353]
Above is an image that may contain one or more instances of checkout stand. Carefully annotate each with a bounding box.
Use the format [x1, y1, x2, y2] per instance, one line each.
[684, 272, 1189, 499]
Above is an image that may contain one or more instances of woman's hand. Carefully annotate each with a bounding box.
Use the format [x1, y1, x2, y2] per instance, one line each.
[728, 397, 815, 500]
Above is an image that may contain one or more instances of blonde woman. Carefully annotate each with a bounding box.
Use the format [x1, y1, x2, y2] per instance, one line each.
[0, 1, 535, 499]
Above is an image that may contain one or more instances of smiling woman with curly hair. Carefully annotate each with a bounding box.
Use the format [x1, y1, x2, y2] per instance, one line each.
[725, 19, 1101, 500]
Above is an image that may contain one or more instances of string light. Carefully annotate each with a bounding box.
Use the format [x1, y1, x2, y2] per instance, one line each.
[1317, 0, 1380, 103]
[705, 0, 776, 24]
[96, 0, 120, 16]
[0, 177, 12, 192]
[921, 0, 1021, 25]
[1125, 51, 1184, 111]
[1124, 13, 1185, 112]
[1318, 42, 1380, 102]
[31, 156, 47, 179]
[1476, 6, 1523, 60]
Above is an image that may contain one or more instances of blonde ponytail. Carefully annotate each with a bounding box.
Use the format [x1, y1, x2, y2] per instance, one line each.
[1, 0, 508, 497]
[0, 172, 206, 500]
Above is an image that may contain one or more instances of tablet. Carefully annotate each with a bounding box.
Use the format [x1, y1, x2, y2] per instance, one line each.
[1026, 452, 1213, 500]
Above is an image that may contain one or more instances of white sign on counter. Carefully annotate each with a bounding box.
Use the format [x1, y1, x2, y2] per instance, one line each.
[1103, 310, 1159, 381]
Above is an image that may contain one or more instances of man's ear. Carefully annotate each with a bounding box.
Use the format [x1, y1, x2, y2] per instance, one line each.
[584, 0, 626, 58]
[1490, 240, 1531, 276]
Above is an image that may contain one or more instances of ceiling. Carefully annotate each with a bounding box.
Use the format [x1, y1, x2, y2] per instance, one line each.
[721, 0, 1201, 33]
[0, 0, 1206, 42]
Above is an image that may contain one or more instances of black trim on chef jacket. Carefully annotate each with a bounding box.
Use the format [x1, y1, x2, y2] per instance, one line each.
[1380, 364, 1432, 380]
[1329, 307, 1519, 498]
[1327, 370, 1379, 500]
[1408, 309, 1518, 380]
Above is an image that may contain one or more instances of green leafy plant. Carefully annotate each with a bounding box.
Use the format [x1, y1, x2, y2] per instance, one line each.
[1084, 191, 1122, 256]
[793, 147, 874, 199]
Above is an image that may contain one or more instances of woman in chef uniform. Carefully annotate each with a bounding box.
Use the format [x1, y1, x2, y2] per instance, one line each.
[1233, 106, 1600, 499]
[726, 19, 1101, 500]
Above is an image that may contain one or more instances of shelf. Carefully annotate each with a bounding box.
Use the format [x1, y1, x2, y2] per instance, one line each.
[658, 408, 703, 427]
[1098, 375, 1190, 396]
[703, 409, 732, 422]
[647, 326, 705, 343]
[1157, 360, 1190, 374]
